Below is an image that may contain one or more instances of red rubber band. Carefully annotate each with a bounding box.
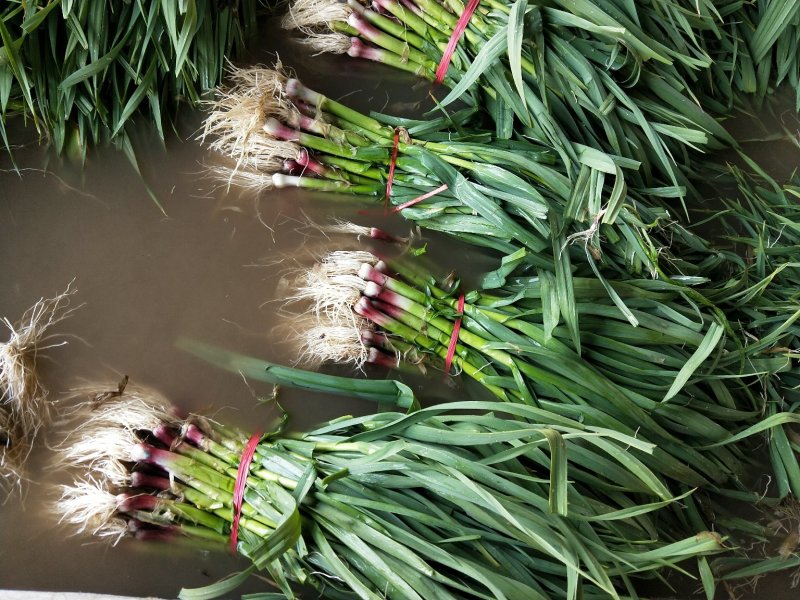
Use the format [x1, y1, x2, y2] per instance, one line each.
[230, 430, 262, 554]
[384, 128, 401, 213]
[435, 0, 481, 84]
[444, 294, 465, 373]
[393, 184, 448, 212]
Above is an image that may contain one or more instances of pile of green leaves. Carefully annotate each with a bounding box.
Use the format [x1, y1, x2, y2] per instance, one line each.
[281, 0, 800, 234]
[699, 0, 800, 112]
[0, 0, 261, 162]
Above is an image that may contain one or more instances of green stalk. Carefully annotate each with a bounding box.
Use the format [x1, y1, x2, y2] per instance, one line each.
[129, 509, 221, 533]
[175, 523, 230, 544]
[359, 303, 512, 399]
[365, 46, 436, 79]
[289, 111, 372, 148]
[185, 430, 304, 492]
[376, 292, 603, 401]
[318, 155, 385, 179]
[367, 269, 434, 306]
[164, 499, 232, 533]
[350, 14, 439, 70]
[383, 257, 453, 300]
[330, 18, 360, 38]
[287, 80, 388, 136]
[134, 497, 226, 533]
[272, 173, 382, 195]
[410, 0, 458, 30]
[481, 0, 511, 15]
[135, 445, 233, 492]
[373, 0, 447, 41]
[355, 4, 430, 51]
[168, 461, 291, 530]
[294, 128, 370, 161]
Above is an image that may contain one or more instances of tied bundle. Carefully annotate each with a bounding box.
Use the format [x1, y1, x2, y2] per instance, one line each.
[287, 246, 800, 505]
[281, 0, 736, 194]
[203, 65, 745, 327]
[56, 382, 723, 600]
[282, 0, 800, 177]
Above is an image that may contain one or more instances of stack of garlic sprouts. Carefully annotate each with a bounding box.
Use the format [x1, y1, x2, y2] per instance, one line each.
[282, 0, 734, 193]
[282, 0, 799, 175]
[56, 382, 724, 599]
[203, 65, 751, 337]
[289, 246, 800, 506]
[62, 2, 800, 597]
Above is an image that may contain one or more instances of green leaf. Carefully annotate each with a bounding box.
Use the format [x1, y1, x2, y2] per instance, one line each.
[59, 33, 130, 89]
[750, 0, 800, 63]
[552, 216, 581, 355]
[507, 0, 528, 109]
[540, 270, 560, 344]
[21, 0, 62, 35]
[698, 556, 715, 600]
[584, 250, 638, 327]
[178, 566, 256, 600]
[540, 428, 568, 516]
[409, 145, 547, 252]
[174, 0, 198, 75]
[176, 338, 420, 410]
[0, 14, 39, 130]
[247, 484, 303, 570]
[481, 248, 528, 289]
[111, 57, 157, 136]
[663, 322, 723, 401]
[718, 555, 800, 580]
[438, 29, 507, 108]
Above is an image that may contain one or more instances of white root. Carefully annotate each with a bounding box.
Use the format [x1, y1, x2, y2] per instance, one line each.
[53, 381, 179, 486]
[283, 251, 385, 368]
[282, 0, 353, 55]
[318, 251, 379, 276]
[324, 220, 373, 237]
[295, 316, 370, 368]
[282, 0, 353, 32]
[290, 251, 378, 325]
[299, 32, 353, 55]
[206, 164, 276, 192]
[69, 382, 177, 433]
[202, 63, 301, 185]
[1, 284, 78, 491]
[56, 478, 129, 544]
[54, 426, 139, 488]
[52, 383, 185, 543]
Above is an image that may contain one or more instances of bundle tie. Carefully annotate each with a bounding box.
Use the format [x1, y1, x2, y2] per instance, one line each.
[230, 430, 262, 554]
[444, 293, 466, 373]
[393, 184, 448, 212]
[435, 0, 481, 84]
[384, 128, 401, 213]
